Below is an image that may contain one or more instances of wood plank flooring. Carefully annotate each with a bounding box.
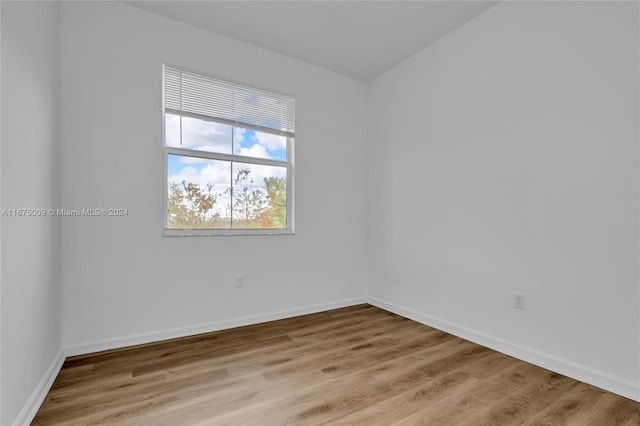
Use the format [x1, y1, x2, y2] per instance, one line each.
[32, 304, 640, 425]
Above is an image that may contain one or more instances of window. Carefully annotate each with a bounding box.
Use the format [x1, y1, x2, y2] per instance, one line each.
[163, 65, 295, 236]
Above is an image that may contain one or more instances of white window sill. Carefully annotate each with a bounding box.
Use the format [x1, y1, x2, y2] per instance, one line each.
[163, 228, 294, 237]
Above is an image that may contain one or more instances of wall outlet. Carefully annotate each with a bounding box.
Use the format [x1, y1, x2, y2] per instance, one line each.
[392, 271, 400, 285]
[513, 293, 525, 310]
[235, 276, 245, 288]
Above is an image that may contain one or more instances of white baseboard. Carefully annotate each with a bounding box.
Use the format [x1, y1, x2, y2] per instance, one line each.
[13, 348, 65, 426]
[366, 296, 640, 402]
[65, 297, 367, 357]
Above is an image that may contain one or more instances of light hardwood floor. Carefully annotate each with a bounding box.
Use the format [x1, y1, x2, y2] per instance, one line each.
[32, 304, 640, 425]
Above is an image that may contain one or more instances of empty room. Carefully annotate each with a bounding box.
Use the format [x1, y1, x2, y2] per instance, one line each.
[1, 0, 639, 424]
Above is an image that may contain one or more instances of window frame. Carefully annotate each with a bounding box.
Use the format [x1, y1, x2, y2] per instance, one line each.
[162, 65, 295, 237]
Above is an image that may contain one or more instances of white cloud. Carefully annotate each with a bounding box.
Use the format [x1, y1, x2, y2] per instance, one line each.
[169, 160, 230, 190]
[234, 127, 246, 141]
[201, 161, 231, 185]
[255, 132, 286, 151]
[169, 160, 285, 190]
[165, 114, 232, 154]
[239, 144, 271, 159]
[169, 165, 200, 182]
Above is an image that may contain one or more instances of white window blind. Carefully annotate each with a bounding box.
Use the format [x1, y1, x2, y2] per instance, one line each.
[164, 65, 295, 137]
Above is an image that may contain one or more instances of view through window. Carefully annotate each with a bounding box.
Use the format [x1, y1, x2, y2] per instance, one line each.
[163, 65, 295, 235]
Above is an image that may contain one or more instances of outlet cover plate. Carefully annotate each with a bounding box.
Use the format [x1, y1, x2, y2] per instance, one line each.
[513, 293, 525, 310]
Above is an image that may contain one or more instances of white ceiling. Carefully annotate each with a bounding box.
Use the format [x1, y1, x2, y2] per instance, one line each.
[126, 1, 498, 81]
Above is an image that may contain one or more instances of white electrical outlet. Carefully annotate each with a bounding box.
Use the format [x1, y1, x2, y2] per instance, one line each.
[236, 276, 245, 288]
[513, 293, 525, 310]
[392, 272, 400, 285]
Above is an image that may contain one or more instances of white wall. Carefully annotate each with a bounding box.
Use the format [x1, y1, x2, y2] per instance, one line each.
[1, 2, 63, 424]
[3, 2, 639, 421]
[60, 2, 368, 352]
[368, 1, 639, 400]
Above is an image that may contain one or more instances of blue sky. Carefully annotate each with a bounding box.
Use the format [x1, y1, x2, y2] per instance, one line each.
[166, 113, 287, 193]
